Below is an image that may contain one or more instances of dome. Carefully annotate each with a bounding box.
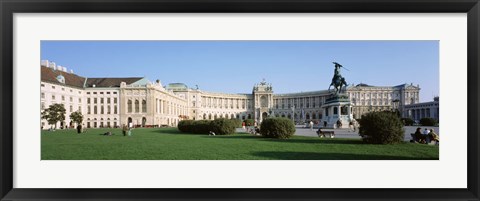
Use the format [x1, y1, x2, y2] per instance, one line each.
[166, 83, 188, 91]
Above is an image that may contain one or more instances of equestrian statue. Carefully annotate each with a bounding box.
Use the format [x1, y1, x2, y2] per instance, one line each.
[328, 62, 348, 94]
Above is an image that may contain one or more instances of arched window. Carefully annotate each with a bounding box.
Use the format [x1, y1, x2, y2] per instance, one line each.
[135, 100, 139, 113]
[128, 100, 132, 113]
[142, 100, 147, 113]
[208, 114, 212, 120]
[203, 114, 207, 119]
[261, 95, 268, 107]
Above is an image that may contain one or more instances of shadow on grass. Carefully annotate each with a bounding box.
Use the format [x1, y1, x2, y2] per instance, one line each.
[201, 135, 363, 145]
[251, 151, 437, 160]
[156, 128, 183, 134]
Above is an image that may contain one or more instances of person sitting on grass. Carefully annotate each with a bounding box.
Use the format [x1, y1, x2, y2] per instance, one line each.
[413, 127, 425, 143]
[428, 129, 439, 145]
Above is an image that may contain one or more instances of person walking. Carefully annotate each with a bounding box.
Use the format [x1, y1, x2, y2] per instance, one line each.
[76, 124, 82, 134]
[122, 124, 128, 136]
[309, 121, 314, 131]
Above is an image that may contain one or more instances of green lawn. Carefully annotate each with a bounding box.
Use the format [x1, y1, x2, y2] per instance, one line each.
[41, 127, 439, 160]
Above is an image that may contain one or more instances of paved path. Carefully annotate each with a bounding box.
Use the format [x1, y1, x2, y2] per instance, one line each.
[238, 126, 440, 142]
[293, 126, 440, 141]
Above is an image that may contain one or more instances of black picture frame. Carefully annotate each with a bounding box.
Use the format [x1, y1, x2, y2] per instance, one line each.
[1, 0, 479, 200]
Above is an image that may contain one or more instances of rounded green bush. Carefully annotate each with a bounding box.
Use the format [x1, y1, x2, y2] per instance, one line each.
[178, 120, 195, 132]
[230, 119, 243, 128]
[209, 118, 236, 135]
[420, 118, 437, 126]
[401, 118, 415, 126]
[359, 111, 405, 144]
[259, 117, 296, 139]
[178, 120, 211, 134]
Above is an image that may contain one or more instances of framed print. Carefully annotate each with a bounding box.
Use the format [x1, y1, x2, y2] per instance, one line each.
[1, 0, 479, 200]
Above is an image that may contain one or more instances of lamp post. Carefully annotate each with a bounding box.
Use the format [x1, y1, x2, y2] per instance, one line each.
[392, 99, 400, 116]
[291, 106, 295, 123]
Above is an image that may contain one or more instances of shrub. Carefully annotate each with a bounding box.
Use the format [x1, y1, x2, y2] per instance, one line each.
[177, 120, 211, 134]
[178, 120, 195, 132]
[209, 118, 236, 135]
[401, 118, 415, 126]
[358, 111, 404, 144]
[260, 117, 296, 139]
[193, 120, 212, 134]
[230, 118, 243, 128]
[244, 119, 255, 126]
[420, 118, 437, 126]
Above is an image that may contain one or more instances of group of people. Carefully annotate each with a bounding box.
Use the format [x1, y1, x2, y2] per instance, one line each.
[122, 124, 133, 136]
[412, 127, 439, 144]
[242, 121, 260, 135]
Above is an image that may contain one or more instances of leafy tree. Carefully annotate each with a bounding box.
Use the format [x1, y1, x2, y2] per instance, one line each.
[41, 103, 66, 129]
[69, 111, 83, 125]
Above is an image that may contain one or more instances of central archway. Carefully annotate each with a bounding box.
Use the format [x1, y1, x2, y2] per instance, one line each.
[262, 112, 268, 120]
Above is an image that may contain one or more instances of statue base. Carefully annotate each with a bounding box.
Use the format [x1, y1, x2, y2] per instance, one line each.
[321, 93, 355, 129]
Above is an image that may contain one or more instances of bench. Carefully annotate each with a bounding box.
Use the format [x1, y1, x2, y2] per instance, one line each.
[316, 129, 335, 138]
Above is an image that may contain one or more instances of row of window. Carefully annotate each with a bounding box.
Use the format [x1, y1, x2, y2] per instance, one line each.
[87, 105, 118, 114]
[86, 91, 117, 95]
[41, 93, 82, 103]
[41, 102, 81, 113]
[87, 97, 118, 104]
[127, 100, 147, 113]
[41, 84, 82, 94]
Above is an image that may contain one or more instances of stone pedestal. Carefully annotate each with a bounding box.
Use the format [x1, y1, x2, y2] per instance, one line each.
[321, 93, 354, 128]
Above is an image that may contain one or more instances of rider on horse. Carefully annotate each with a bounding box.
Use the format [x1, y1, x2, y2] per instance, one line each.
[329, 62, 348, 94]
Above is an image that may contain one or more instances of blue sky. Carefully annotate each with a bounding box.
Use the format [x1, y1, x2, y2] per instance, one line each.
[41, 41, 439, 102]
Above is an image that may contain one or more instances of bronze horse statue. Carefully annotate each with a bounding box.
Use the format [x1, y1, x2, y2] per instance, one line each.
[328, 62, 348, 94]
[328, 75, 347, 94]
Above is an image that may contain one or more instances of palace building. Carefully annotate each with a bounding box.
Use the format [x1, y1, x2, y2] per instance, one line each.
[40, 61, 423, 129]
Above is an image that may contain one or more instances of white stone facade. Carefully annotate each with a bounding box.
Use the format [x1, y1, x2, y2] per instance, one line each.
[404, 97, 439, 122]
[41, 63, 423, 129]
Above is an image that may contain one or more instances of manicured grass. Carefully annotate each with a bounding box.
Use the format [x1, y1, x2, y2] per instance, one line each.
[41, 128, 439, 160]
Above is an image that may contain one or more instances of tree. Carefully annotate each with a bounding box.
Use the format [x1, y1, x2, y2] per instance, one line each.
[41, 103, 66, 129]
[69, 111, 83, 125]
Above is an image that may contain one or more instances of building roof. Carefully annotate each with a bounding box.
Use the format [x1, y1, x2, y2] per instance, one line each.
[85, 77, 144, 87]
[41, 66, 144, 88]
[41, 66, 86, 88]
